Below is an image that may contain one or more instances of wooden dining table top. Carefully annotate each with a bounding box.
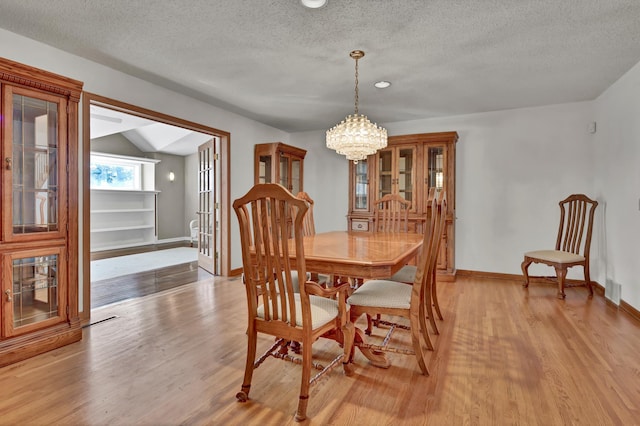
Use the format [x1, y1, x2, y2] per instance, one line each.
[290, 231, 424, 279]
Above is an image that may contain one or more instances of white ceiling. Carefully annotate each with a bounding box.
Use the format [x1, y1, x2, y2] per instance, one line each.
[90, 105, 211, 156]
[2, 0, 640, 138]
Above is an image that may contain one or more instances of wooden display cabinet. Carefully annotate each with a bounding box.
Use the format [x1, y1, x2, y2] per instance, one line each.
[348, 131, 458, 279]
[254, 142, 306, 194]
[0, 57, 83, 367]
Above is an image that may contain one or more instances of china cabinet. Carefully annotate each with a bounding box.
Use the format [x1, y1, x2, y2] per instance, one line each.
[0, 57, 83, 366]
[254, 142, 306, 194]
[348, 131, 458, 279]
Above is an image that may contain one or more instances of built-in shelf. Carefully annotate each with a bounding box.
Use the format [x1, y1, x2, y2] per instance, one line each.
[90, 189, 160, 195]
[91, 208, 155, 214]
[90, 153, 159, 252]
[91, 225, 156, 233]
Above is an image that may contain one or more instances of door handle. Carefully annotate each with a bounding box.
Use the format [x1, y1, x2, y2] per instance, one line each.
[4, 289, 11, 302]
[5, 157, 11, 170]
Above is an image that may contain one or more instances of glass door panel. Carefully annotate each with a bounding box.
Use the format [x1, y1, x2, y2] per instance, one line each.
[197, 141, 215, 275]
[279, 156, 289, 190]
[258, 155, 271, 183]
[397, 147, 414, 204]
[291, 158, 301, 195]
[3, 247, 67, 337]
[378, 150, 393, 199]
[427, 146, 445, 191]
[354, 159, 369, 210]
[11, 94, 60, 234]
[12, 255, 59, 328]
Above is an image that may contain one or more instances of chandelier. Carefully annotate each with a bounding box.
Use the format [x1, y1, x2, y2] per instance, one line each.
[326, 50, 387, 163]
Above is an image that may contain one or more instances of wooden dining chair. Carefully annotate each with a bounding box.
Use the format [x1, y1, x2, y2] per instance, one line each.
[295, 192, 331, 287]
[522, 194, 598, 299]
[233, 183, 354, 422]
[390, 188, 447, 334]
[365, 194, 414, 329]
[373, 193, 412, 232]
[346, 195, 446, 375]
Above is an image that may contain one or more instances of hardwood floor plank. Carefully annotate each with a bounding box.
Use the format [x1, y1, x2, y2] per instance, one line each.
[1, 275, 639, 425]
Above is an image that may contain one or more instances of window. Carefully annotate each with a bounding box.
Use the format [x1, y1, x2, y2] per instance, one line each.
[90, 154, 142, 190]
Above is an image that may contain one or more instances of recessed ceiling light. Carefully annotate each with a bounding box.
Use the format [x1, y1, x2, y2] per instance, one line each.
[374, 80, 391, 89]
[301, 0, 328, 9]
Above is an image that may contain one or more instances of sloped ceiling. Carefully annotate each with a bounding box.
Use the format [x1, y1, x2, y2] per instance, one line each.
[90, 105, 211, 156]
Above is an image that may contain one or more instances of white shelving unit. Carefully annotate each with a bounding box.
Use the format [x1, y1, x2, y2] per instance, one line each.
[90, 189, 160, 251]
[89, 153, 161, 252]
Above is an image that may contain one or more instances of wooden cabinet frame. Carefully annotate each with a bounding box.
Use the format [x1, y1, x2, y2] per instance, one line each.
[348, 131, 458, 279]
[254, 142, 306, 193]
[0, 57, 83, 367]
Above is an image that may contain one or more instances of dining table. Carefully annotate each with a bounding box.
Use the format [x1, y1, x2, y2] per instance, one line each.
[289, 230, 424, 368]
[296, 230, 423, 279]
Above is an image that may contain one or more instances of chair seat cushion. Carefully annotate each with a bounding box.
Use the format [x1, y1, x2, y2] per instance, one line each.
[347, 280, 412, 310]
[524, 250, 585, 264]
[389, 265, 417, 283]
[257, 294, 341, 329]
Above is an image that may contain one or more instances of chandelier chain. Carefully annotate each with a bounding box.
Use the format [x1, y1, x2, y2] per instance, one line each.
[354, 56, 359, 115]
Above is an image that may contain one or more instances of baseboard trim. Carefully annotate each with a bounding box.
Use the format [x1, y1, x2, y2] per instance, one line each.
[621, 300, 640, 322]
[229, 267, 243, 277]
[457, 269, 601, 289]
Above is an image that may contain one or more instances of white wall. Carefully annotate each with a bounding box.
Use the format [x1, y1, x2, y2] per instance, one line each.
[593, 60, 640, 309]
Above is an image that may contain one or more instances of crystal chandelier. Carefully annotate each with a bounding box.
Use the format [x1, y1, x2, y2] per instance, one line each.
[326, 50, 387, 163]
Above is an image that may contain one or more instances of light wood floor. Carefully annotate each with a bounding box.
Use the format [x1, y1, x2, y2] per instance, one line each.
[1, 275, 639, 425]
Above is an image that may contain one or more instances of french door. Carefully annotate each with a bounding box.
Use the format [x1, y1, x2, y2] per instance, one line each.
[197, 139, 221, 274]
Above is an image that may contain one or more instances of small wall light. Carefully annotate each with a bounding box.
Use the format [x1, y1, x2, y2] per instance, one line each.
[168, 171, 175, 182]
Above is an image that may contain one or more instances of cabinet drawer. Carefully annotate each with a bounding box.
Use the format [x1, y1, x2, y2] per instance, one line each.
[351, 220, 369, 231]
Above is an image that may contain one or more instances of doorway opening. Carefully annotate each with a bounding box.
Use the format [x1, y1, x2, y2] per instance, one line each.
[81, 93, 230, 320]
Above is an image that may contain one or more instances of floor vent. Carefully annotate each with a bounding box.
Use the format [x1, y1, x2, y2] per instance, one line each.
[83, 315, 119, 328]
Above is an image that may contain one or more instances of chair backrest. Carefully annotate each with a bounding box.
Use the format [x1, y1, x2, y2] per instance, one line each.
[373, 194, 411, 232]
[410, 194, 447, 307]
[295, 191, 316, 237]
[233, 183, 311, 329]
[555, 194, 598, 258]
[189, 219, 198, 238]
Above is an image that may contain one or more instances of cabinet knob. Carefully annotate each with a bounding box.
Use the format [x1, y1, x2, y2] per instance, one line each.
[5, 157, 11, 170]
[4, 289, 11, 302]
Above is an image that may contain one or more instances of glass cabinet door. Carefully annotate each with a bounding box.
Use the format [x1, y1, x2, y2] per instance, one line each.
[2, 247, 67, 337]
[353, 159, 369, 210]
[258, 155, 272, 183]
[378, 149, 393, 199]
[291, 158, 301, 194]
[376, 146, 416, 207]
[426, 146, 445, 190]
[279, 155, 289, 189]
[2, 85, 67, 242]
[397, 147, 414, 204]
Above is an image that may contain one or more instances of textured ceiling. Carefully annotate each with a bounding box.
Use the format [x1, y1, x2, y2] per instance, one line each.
[1, 0, 640, 134]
